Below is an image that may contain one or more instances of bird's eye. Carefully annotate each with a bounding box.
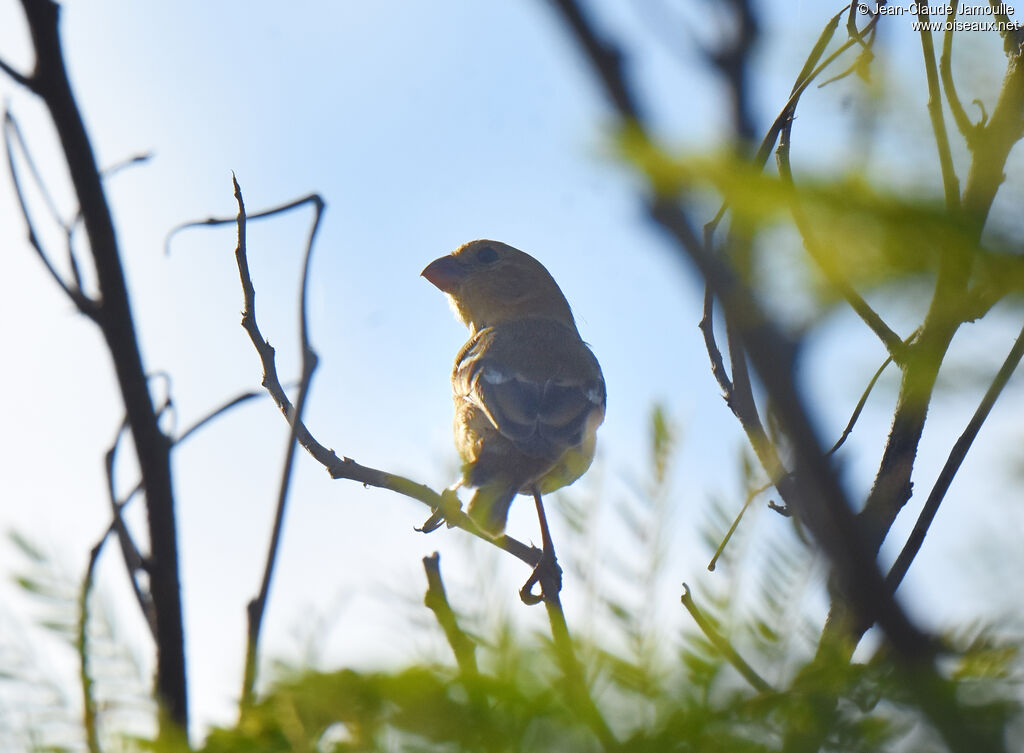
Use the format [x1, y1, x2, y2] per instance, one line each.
[476, 245, 499, 264]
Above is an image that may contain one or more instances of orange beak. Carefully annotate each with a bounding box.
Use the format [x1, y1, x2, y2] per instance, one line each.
[421, 254, 467, 294]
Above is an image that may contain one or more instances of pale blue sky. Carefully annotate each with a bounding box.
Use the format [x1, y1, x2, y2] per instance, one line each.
[2, 0, 1023, 740]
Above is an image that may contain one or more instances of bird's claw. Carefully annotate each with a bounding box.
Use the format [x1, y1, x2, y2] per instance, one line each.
[415, 487, 463, 534]
[518, 549, 562, 605]
[416, 510, 446, 533]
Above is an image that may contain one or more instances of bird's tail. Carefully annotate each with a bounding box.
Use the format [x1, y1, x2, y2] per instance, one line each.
[467, 482, 517, 535]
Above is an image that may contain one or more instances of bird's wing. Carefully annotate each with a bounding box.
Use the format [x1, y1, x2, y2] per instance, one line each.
[453, 322, 605, 460]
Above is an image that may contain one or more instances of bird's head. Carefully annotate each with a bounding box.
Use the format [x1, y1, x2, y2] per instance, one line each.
[422, 240, 577, 332]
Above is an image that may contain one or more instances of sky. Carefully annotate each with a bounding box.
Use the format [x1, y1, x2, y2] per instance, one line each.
[1, 0, 1023, 743]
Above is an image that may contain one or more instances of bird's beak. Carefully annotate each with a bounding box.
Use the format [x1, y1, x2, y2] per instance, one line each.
[421, 254, 467, 293]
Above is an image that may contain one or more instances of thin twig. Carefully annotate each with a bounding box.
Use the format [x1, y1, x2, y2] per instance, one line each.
[939, 2, 976, 146]
[79, 540, 103, 753]
[422, 553, 479, 679]
[887, 322, 1024, 591]
[164, 193, 330, 256]
[916, 8, 961, 210]
[0, 55, 34, 88]
[3, 109, 94, 314]
[827, 353, 892, 456]
[4, 109, 70, 231]
[708, 480, 771, 572]
[681, 583, 773, 693]
[239, 177, 324, 708]
[699, 233, 733, 400]
[826, 328, 922, 457]
[776, 107, 906, 362]
[174, 389, 264, 445]
[104, 423, 157, 637]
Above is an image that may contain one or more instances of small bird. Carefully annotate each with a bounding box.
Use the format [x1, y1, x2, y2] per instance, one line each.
[421, 240, 606, 537]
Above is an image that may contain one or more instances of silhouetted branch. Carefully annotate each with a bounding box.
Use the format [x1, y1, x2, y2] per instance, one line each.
[174, 389, 265, 446]
[3, 109, 95, 314]
[238, 177, 324, 709]
[0, 55, 33, 88]
[9, 0, 187, 731]
[104, 422, 157, 638]
[79, 540, 103, 753]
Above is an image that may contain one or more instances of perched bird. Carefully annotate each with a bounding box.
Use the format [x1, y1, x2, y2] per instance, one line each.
[422, 239, 606, 536]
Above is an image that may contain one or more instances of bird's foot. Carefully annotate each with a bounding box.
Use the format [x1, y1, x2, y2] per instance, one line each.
[519, 547, 562, 605]
[415, 487, 463, 534]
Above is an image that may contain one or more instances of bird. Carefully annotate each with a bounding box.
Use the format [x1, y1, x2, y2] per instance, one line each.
[421, 240, 606, 540]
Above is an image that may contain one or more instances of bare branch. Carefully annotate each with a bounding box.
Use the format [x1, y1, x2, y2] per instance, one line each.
[173, 389, 265, 446]
[3, 109, 95, 314]
[78, 540, 103, 753]
[776, 122, 907, 362]
[0, 55, 34, 89]
[916, 8, 961, 210]
[239, 177, 324, 708]
[422, 553, 479, 679]
[887, 323, 1024, 592]
[707, 480, 771, 572]
[699, 280, 734, 398]
[13, 0, 188, 729]
[104, 423, 157, 638]
[164, 193, 324, 256]
[940, 2, 977, 146]
[828, 352, 893, 456]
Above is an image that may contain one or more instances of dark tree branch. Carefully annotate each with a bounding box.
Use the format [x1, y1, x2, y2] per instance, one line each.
[705, 0, 759, 144]
[10, 0, 187, 731]
[550, 0, 931, 663]
[550, 0, 642, 122]
[652, 199, 928, 656]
